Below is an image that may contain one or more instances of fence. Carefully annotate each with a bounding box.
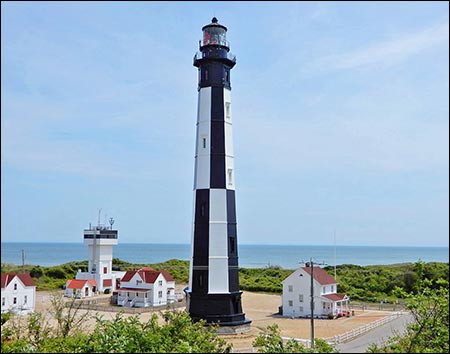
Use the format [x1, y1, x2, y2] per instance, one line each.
[323, 311, 404, 345]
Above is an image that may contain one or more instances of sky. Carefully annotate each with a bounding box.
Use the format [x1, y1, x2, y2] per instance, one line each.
[1, 1, 449, 247]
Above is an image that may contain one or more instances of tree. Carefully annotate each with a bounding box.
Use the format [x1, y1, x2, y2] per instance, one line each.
[367, 279, 449, 353]
[253, 324, 338, 353]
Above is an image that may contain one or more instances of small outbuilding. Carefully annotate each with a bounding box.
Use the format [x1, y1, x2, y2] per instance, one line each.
[65, 279, 97, 298]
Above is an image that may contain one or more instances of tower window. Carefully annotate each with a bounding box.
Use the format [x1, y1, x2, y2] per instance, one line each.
[202, 136, 207, 149]
[204, 69, 209, 81]
[103, 267, 107, 274]
[228, 169, 233, 186]
[225, 102, 231, 119]
[225, 69, 230, 83]
[200, 203, 206, 217]
[229, 236, 236, 254]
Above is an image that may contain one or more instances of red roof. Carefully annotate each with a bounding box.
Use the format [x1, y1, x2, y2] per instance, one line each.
[120, 268, 174, 285]
[302, 266, 337, 285]
[322, 293, 347, 301]
[1, 273, 36, 288]
[67, 279, 97, 289]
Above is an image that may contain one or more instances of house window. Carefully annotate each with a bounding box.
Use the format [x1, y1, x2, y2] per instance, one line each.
[145, 293, 147, 298]
[136, 280, 142, 285]
[14, 283, 17, 290]
[13, 297, 17, 304]
[24, 296, 27, 304]
[225, 102, 231, 119]
[158, 280, 163, 286]
[322, 286, 326, 294]
[158, 291, 163, 298]
[2, 297, 5, 306]
[103, 267, 107, 274]
[136, 293, 139, 297]
[299, 294, 303, 302]
[299, 306, 303, 312]
[288, 300, 293, 307]
[288, 285, 293, 292]
[331, 285, 334, 292]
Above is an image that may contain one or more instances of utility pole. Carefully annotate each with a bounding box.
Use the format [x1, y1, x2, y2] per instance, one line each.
[300, 257, 327, 352]
[310, 258, 315, 352]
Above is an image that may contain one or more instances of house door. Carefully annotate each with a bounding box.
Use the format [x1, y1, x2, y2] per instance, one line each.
[85, 287, 89, 297]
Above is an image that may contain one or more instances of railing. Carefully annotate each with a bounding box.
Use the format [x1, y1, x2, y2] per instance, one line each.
[193, 51, 236, 64]
[129, 297, 138, 307]
[323, 311, 404, 345]
[118, 296, 128, 306]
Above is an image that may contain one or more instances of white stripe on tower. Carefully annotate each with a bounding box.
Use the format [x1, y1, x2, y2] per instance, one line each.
[208, 189, 229, 293]
[224, 88, 235, 190]
[194, 87, 211, 190]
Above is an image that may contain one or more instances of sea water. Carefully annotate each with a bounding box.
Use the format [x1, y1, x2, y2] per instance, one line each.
[1, 242, 448, 269]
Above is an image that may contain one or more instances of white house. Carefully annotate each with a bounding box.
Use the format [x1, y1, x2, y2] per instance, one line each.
[1, 273, 36, 315]
[65, 279, 97, 298]
[281, 264, 349, 318]
[116, 267, 176, 307]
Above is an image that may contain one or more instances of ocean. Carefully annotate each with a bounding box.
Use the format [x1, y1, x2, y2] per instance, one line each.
[1, 242, 448, 269]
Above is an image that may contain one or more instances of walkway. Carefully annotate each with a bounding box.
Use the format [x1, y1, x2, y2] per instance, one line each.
[336, 312, 413, 353]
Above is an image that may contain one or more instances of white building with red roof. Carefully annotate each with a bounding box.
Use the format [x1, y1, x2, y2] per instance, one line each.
[116, 267, 176, 307]
[1, 273, 36, 315]
[281, 264, 349, 318]
[64, 279, 97, 298]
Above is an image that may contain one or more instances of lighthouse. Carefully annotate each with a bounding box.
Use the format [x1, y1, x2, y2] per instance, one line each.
[185, 17, 251, 329]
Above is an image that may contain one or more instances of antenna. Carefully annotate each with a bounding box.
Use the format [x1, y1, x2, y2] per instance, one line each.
[21, 249, 25, 273]
[109, 217, 115, 230]
[334, 229, 337, 279]
[97, 208, 102, 227]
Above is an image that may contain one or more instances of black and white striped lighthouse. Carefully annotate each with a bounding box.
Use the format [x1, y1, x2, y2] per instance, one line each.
[185, 17, 251, 328]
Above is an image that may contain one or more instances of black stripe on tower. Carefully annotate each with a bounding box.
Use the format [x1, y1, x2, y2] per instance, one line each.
[227, 190, 239, 292]
[192, 189, 209, 294]
[210, 86, 226, 188]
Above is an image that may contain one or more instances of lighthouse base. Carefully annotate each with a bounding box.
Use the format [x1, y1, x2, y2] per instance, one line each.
[184, 290, 252, 327]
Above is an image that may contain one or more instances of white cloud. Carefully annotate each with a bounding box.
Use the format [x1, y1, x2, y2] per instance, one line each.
[313, 21, 449, 72]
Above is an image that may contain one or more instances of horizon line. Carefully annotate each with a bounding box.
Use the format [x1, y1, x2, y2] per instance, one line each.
[1, 241, 448, 248]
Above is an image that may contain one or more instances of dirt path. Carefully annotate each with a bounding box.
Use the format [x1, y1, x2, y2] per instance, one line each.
[33, 289, 398, 351]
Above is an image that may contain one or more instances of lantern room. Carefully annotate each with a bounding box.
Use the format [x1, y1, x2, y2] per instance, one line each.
[201, 17, 229, 49]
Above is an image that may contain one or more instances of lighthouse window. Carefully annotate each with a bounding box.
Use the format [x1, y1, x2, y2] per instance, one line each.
[225, 102, 231, 119]
[202, 137, 207, 149]
[225, 69, 230, 83]
[228, 169, 233, 186]
[229, 236, 235, 253]
[204, 69, 209, 81]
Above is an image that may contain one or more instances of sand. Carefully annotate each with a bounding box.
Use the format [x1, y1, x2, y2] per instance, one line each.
[31, 288, 397, 352]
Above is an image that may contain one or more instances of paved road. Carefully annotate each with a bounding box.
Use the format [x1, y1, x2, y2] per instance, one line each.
[336, 312, 414, 353]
